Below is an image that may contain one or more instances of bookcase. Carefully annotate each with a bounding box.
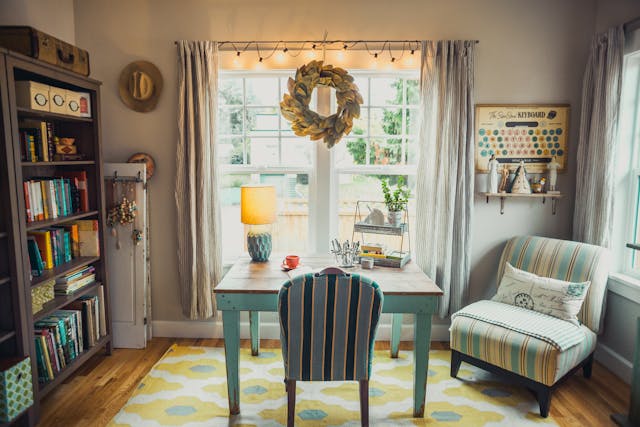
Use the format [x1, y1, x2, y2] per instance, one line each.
[0, 48, 111, 423]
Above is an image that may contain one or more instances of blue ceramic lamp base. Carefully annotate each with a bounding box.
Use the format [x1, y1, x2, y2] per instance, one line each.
[247, 231, 272, 262]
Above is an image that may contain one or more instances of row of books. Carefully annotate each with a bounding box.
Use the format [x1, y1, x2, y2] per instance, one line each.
[34, 286, 107, 383]
[23, 171, 90, 223]
[54, 265, 96, 295]
[20, 120, 54, 162]
[27, 220, 100, 276]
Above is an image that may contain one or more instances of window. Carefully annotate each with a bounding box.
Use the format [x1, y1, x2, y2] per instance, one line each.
[615, 48, 640, 274]
[218, 71, 419, 262]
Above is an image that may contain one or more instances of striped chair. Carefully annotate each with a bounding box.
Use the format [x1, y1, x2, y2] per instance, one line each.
[278, 271, 384, 427]
[449, 236, 610, 417]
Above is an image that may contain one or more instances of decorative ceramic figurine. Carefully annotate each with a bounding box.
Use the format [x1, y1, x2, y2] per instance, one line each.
[487, 154, 499, 193]
[510, 161, 532, 194]
[547, 156, 560, 192]
[499, 165, 510, 193]
[364, 207, 385, 225]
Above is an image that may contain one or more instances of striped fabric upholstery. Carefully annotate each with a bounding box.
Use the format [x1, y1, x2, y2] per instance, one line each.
[450, 314, 597, 386]
[278, 273, 384, 381]
[496, 236, 610, 333]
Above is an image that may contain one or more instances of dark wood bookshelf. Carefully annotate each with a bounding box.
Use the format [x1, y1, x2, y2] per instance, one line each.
[0, 330, 16, 345]
[33, 281, 102, 322]
[0, 276, 10, 286]
[1, 48, 111, 423]
[26, 210, 98, 231]
[39, 334, 111, 398]
[0, 231, 7, 239]
[16, 106, 93, 123]
[22, 160, 95, 167]
[30, 256, 100, 287]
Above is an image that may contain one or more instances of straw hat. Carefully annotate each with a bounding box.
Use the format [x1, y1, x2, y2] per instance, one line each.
[118, 61, 163, 112]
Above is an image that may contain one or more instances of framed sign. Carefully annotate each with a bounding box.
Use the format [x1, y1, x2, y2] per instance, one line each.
[475, 104, 570, 173]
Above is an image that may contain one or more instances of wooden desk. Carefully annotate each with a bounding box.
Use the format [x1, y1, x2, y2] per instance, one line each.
[214, 255, 443, 417]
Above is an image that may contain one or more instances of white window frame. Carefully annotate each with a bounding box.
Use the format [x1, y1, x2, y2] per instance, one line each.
[218, 70, 419, 255]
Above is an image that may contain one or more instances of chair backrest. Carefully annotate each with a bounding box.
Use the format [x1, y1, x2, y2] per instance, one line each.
[278, 272, 384, 381]
[497, 236, 610, 333]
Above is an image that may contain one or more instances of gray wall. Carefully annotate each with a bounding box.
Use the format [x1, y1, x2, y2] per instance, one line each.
[69, 0, 595, 324]
[0, 0, 76, 44]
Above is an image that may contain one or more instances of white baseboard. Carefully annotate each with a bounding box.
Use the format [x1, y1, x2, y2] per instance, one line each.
[594, 342, 633, 385]
[152, 318, 451, 342]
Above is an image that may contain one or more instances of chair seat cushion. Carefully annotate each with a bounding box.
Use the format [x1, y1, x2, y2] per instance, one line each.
[450, 303, 596, 386]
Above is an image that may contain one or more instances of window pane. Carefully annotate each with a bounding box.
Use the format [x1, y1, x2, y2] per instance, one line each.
[370, 78, 401, 106]
[247, 107, 279, 136]
[281, 137, 313, 166]
[337, 137, 371, 166]
[406, 138, 418, 165]
[406, 78, 420, 105]
[353, 76, 369, 105]
[218, 108, 243, 135]
[370, 108, 402, 136]
[246, 77, 279, 105]
[218, 78, 243, 105]
[249, 137, 278, 165]
[337, 174, 416, 252]
[218, 137, 245, 165]
[371, 138, 403, 165]
[351, 108, 369, 136]
[406, 108, 420, 136]
[220, 173, 309, 260]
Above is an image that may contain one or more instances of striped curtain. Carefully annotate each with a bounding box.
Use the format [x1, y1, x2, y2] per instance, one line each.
[573, 27, 624, 247]
[175, 41, 223, 319]
[416, 40, 476, 317]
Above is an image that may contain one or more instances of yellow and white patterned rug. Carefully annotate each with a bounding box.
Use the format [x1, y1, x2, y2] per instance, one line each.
[109, 345, 557, 427]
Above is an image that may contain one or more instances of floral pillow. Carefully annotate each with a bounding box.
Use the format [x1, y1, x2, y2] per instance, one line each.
[492, 262, 591, 325]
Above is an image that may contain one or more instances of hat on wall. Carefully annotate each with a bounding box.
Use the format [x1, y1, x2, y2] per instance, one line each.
[118, 61, 163, 113]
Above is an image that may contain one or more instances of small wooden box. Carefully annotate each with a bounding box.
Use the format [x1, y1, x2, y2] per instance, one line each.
[49, 86, 67, 114]
[0, 357, 33, 422]
[65, 90, 81, 116]
[15, 81, 49, 112]
[31, 280, 55, 314]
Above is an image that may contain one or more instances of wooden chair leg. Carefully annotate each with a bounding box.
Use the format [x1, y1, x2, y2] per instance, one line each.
[286, 379, 296, 427]
[450, 350, 463, 378]
[583, 354, 594, 379]
[536, 386, 552, 418]
[359, 379, 369, 427]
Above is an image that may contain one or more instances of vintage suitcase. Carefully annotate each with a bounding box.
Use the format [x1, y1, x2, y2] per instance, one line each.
[0, 26, 90, 76]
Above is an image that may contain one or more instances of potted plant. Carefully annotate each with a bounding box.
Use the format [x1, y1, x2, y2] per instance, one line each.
[381, 177, 410, 226]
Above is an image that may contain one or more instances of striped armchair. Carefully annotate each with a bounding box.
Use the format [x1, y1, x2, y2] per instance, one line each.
[449, 236, 610, 417]
[278, 271, 384, 427]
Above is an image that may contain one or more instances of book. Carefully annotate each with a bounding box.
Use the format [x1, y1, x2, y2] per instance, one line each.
[74, 220, 100, 256]
[27, 236, 44, 276]
[63, 223, 80, 257]
[29, 230, 53, 269]
[98, 285, 107, 337]
[60, 171, 89, 212]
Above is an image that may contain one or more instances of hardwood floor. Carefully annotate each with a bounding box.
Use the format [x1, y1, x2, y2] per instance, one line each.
[38, 339, 631, 427]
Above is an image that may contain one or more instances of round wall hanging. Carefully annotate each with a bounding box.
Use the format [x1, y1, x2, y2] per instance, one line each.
[280, 60, 363, 148]
[119, 61, 163, 113]
[127, 152, 156, 180]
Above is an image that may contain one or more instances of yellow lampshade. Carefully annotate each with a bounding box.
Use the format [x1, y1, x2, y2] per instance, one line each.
[240, 184, 277, 225]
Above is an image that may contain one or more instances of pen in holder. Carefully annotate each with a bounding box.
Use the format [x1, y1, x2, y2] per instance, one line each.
[330, 239, 360, 268]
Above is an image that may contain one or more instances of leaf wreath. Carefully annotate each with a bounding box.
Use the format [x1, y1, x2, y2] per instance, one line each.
[280, 60, 363, 148]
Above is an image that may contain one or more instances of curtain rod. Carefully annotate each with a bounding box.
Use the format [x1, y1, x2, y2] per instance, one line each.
[173, 39, 480, 47]
[624, 16, 640, 32]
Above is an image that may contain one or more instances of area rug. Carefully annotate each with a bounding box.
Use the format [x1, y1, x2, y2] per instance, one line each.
[109, 345, 557, 427]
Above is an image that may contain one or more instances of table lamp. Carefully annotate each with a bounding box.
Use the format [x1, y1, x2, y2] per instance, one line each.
[241, 184, 276, 262]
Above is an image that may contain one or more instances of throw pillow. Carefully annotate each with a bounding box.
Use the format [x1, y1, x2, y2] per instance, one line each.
[492, 262, 590, 325]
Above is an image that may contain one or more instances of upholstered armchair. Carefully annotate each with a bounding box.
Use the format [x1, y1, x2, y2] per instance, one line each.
[278, 270, 384, 427]
[449, 236, 610, 417]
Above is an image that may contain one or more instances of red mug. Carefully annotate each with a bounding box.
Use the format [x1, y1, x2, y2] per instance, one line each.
[284, 255, 300, 269]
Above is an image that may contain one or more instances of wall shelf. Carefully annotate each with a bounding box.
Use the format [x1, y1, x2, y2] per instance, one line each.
[481, 192, 563, 215]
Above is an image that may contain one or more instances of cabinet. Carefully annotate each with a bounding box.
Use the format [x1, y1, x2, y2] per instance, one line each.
[352, 201, 411, 268]
[0, 48, 111, 423]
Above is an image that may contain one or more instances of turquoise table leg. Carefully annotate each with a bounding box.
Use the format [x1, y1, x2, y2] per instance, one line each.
[250, 311, 260, 356]
[222, 310, 241, 414]
[391, 313, 402, 358]
[413, 312, 432, 417]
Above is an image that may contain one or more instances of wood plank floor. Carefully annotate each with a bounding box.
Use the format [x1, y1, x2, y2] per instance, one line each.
[38, 338, 631, 426]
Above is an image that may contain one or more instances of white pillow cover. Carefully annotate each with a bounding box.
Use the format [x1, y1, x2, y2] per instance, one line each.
[492, 262, 591, 325]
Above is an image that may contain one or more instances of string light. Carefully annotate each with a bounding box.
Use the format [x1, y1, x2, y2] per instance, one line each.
[343, 43, 348, 50]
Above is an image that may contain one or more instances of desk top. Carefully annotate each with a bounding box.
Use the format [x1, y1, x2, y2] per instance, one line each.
[215, 254, 443, 296]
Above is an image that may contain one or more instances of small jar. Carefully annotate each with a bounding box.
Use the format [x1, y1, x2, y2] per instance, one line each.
[361, 257, 374, 269]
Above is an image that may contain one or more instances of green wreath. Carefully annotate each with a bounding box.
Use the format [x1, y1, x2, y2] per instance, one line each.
[280, 60, 363, 148]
